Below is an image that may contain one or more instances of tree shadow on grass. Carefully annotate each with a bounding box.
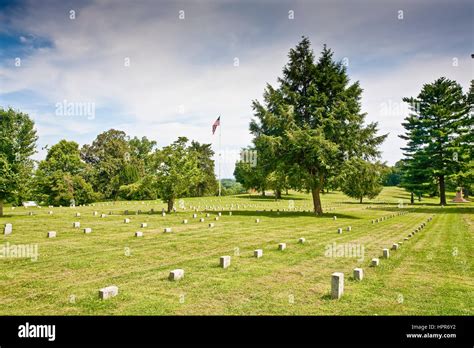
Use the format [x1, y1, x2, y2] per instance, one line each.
[211, 210, 362, 220]
[370, 205, 473, 215]
[236, 195, 306, 201]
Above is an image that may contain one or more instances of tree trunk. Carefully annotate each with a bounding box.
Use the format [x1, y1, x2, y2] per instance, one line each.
[311, 187, 323, 215]
[439, 175, 446, 205]
[261, 190, 266, 197]
[463, 187, 469, 199]
[410, 192, 414, 204]
[167, 198, 174, 213]
[0, 199, 3, 217]
[359, 196, 363, 204]
[285, 189, 289, 195]
[275, 189, 282, 200]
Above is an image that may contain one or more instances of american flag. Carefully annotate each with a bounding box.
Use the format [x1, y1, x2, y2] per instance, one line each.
[212, 116, 221, 135]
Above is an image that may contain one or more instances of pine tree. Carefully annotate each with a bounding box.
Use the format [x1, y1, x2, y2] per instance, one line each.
[400, 77, 471, 205]
[250, 37, 386, 214]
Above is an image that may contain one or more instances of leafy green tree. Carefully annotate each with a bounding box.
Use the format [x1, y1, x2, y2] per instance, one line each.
[189, 141, 218, 196]
[0, 107, 38, 216]
[81, 129, 132, 199]
[117, 136, 158, 200]
[250, 37, 386, 214]
[34, 140, 98, 205]
[234, 157, 268, 195]
[400, 77, 471, 205]
[152, 137, 203, 212]
[118, 175, 157, 200]
[381, 161, 403, 186]
[340, 159, 383, 203]
[221, 179, 246, 195]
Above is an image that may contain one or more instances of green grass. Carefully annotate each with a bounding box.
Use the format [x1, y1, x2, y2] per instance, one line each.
[0, 187, 472, 315]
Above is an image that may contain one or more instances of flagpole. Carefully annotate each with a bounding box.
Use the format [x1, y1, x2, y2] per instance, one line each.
[218, 116, 222, 197]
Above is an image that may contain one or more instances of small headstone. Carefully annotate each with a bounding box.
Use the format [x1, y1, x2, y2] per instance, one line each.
[141, 223, 147, 228]
[254, 249, 263, 258]
[218, 212, 222, 216]
[229, 212, 232, 216]
[215, 217, 219, 221]
[331, 272, 344, 299]
[47, 231, 57, 238]
[93, 211, 98, 216]
[392, 243, 399, 250]
[192, 214, 197, 218]
[278, 243, 286, 251]
[337, 228, 342, 234]
[101, 214, 107, 218]
[353, 268, 363, 281]
[333, 216, 337, 220]
[298, 237, 306, 244]
[200, 218, 205, 222]
[4, 223, 12, 235]
[347, 226, 352, 231]
[73, 222, 80, 228]
[169, 269, 184, 281]
[84, 228, 92, 234]
[99, 285, 118, 300]
[383, 249, 390, 259]
[164, 227, 172, 233]
[220, 256, 231, 269]
[124, 218, 130, 224]
[182, 219, 188, 224]
[371, 258, 380, 267]
[255, 219, 260, 223]
[162, 212, 166, 217]
[206, 213, 210, 217]
[135, 231, 143, 237]
[208, 223, 214, 228]
[48, 211, 53, 215]
[75, 212, 81, 217]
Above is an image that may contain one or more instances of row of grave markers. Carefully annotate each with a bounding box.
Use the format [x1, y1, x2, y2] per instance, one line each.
[331, 215, 433, 299]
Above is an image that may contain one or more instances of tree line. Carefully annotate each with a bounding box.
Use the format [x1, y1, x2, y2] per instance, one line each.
[1, 37, 471, 216]
[0, 116, 220, 216]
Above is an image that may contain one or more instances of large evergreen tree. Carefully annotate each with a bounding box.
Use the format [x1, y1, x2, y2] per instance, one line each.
[250, 37, 386, 214]
[0, 107, 38, 216]
[400, 77, 471, 205]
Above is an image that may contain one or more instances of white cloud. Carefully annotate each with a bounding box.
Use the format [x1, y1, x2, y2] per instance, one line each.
[1, 0, 472, 171]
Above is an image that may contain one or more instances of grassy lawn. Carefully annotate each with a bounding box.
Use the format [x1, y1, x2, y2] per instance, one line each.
[0, 187, 472, 315]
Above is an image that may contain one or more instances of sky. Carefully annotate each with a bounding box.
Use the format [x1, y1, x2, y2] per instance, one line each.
[0, 0, 472, 178]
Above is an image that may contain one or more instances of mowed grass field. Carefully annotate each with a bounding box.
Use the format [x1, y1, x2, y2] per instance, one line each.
[0, 187, 472, 315]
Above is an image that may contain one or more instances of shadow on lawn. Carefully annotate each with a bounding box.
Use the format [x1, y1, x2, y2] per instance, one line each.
[122, 209, 362, 220]
[369, 205, 473, 215]
[236, 195, 306, 201]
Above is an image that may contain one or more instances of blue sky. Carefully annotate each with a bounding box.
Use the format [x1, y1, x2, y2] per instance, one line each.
[0, 0, 472, 178]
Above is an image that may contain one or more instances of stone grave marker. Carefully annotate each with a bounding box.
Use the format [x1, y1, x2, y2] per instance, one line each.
[331, 272, 344, 299]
